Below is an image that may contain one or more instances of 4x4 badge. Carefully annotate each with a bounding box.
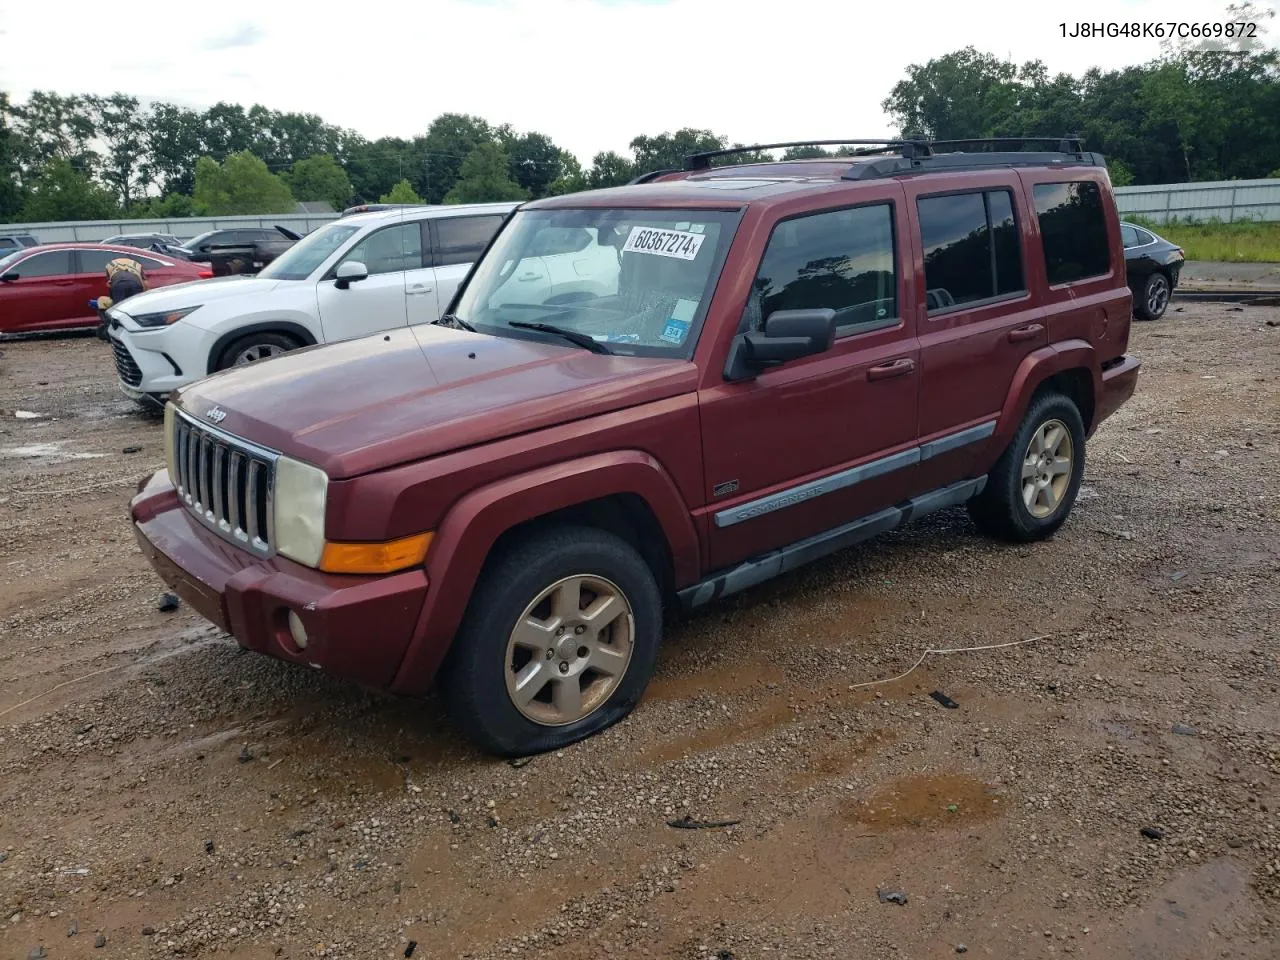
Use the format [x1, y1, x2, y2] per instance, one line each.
[205, 407, 227, 424]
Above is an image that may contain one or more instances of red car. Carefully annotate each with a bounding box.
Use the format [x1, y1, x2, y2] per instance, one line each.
[0, 243, 212, 335]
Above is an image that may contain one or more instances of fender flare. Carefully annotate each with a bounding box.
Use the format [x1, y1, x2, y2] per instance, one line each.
[206, 321, 318, 374]
[389, 450, 698, 696]
[986, 339, 1100, 456]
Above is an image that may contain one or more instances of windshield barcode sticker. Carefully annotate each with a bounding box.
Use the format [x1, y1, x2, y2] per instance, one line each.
[622, 227, 705, 261]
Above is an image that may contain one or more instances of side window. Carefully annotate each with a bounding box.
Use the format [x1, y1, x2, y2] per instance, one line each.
[435, 216, 504, 267]
[745, 204, 897, 333]
[14, 250, 73, 278]
[1033, 181, 1110, 285]
[1136, 228, 1156, 246]
[77, 249, 117, 275]
[1120, 225, 1140, 249]
[136, 255, 167, 269]
[340, 223, 423, 276]
[917, 189, 1025, 312]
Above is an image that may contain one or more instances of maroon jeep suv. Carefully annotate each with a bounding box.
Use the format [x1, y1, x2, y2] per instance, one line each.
[130, 136, 1140, 756]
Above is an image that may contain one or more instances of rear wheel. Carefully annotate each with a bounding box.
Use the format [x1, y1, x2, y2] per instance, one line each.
[215, 331, 301, 371]
[439, 525, 662, 756]
[968, 391, 1086, 543]
[1135, 272, 1171, 321]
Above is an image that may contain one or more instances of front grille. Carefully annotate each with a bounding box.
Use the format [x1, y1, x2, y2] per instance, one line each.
[112, 338, 142, 387]
[170, 411, 277, 556]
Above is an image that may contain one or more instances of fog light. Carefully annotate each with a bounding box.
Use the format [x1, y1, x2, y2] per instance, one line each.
[287, 611, 309, 650]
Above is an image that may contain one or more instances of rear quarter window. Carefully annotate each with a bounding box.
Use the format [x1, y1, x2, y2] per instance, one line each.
[1033, 181, 1110, 285]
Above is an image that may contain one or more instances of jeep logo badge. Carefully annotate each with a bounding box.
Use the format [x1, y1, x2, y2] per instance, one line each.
[205, 406, 227, 424]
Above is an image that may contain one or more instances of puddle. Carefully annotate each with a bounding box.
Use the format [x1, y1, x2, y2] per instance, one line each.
[842, 774, 1003, 831]
[1, 441, 106, 462]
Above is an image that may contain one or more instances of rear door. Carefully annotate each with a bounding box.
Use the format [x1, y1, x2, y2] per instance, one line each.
[0, 249, 80, 332]
[314, 221, 417, 342]
[905, 176, 1045, 490]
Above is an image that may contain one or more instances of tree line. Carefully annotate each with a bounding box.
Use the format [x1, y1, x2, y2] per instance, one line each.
[0, 1, 1275, 224]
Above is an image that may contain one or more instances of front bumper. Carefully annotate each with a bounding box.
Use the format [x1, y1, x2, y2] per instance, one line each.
[109, 321, 219, 396]
[1096, 354, 1141, 429]
[131, 470, 430, 690]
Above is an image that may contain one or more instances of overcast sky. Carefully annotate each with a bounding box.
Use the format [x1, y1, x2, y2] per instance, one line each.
[0, 0, 1274, 163]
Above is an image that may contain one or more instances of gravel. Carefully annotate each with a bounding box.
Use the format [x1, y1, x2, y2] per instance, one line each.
[0, 308, 1277, 959]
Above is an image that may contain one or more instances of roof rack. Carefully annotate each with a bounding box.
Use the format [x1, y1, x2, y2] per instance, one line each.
[639, 135, 1102, 184]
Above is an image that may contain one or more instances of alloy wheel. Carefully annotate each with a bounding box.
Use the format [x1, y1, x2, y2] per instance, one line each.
[504, 574, 634, 726]
[1021, 419, 1074, 519]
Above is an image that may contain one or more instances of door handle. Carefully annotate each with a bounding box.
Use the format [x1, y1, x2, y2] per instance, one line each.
[517, 272, 540, 281]
[407, 285, 433, 296]
[1007, 323, 1044, 343]
[867, 358, 916, 381]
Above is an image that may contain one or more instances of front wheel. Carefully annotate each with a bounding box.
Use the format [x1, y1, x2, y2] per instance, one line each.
[439, 526, 662, 756]
[1135, 272, 1171, 321]
[968, 391, 1086, 543]
[215, 331, 300, 371]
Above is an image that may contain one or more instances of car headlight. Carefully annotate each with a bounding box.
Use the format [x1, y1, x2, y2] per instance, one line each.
[273, 456, 328, 568]
[133, 305, 201, 328]
[163, 403, 177, 480]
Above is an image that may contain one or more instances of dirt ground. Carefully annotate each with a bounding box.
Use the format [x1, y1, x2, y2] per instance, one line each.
[1, 305, 1278, 960]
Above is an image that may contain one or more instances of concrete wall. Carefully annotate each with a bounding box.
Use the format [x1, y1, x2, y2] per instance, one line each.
[1114, 179, 1280, 224]
[0, 212, 340, 244]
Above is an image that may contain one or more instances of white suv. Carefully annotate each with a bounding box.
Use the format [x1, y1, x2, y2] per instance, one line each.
[108, 202, 570, 405]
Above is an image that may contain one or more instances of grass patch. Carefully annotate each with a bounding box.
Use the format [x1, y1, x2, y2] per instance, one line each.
[1127, 217, 1280, 263]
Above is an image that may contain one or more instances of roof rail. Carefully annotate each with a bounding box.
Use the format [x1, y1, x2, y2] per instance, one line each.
[682, 139, 927, 171]
[625, 133, 1102, 184]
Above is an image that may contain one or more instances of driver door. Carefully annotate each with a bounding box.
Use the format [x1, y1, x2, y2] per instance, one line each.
[314, 222, 418, 342]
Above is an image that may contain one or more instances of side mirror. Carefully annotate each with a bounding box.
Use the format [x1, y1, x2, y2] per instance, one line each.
[724, 308, 836, 381]
[0, 272, 18, 283]
[334, 261, 369, 290]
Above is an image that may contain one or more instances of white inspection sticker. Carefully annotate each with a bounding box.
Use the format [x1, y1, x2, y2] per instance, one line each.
[622, 226, 706, 261]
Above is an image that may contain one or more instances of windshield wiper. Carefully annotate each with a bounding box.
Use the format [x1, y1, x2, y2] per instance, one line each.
[435, 313, 475, 332]
[507, 320, 610, 354]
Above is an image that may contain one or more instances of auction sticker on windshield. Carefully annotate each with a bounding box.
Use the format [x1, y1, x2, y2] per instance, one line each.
[622, 226, 705, 261]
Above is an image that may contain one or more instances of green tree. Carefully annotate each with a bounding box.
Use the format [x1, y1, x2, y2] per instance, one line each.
[1106, 157, 1135, 186]
[629, 129, 724, 173]
[344, 134, 412, 203]
[882, 47, 1021, 140]
[0, 92, 23, 218]
[443, 143, 529, 204]
[379, 178, 423, 204]
[285, 154, 352, 210]
[584, 150, 635, 188]
[19, 158, 118, 221]
[12, 91, 98, 180]
[128, 192, 195, 219]
[192, 151, 294, 215]
[413, 113, 493, 203]
[148, 103, 206, 195]
[502, 131, 568, 198]
[88, 93, 151, 208]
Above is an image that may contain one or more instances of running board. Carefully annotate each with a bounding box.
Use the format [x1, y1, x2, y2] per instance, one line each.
[678, 477, 987, 611]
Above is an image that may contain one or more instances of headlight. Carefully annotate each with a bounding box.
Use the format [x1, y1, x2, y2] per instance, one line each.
[133, 305, 201, 328]
[163, 403, 177, 480]
[273, 456, 329, 568]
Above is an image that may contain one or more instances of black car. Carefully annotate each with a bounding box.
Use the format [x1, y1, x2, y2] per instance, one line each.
[1122, 221, 1184, 321]
[178, 226, 302, 274]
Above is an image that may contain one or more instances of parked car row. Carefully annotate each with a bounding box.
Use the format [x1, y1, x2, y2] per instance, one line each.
[119, 135, 1142, 758]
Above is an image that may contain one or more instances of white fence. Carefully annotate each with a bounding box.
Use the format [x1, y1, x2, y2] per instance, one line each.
[0, 212, 341, 244]
[1114, 178, 1280, 224]
[3, 178, 1279, 240]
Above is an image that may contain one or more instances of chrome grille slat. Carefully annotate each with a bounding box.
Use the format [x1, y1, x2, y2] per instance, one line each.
[168, 410, 278, 557]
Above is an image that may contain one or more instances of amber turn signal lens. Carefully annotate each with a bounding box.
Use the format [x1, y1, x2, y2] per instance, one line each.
[318, 532, 433, 575]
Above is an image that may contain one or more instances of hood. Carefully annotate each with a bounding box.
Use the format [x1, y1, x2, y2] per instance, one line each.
[113, 276, 286, 319]
[175, 325, 697, 478]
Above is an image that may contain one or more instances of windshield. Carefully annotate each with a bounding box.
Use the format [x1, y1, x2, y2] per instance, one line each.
[182, 231, 215, 250]
[257, 222, 361, 281]
[0, 249, 24, 272]
[454, 208, 742, 357]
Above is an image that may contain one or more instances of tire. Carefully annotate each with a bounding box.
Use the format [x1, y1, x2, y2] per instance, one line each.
[214, 331, 301, 371]
[439, 525, 662, 757]
[968, 391, 1086, 543]
[1134, 271, 1171, 321]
